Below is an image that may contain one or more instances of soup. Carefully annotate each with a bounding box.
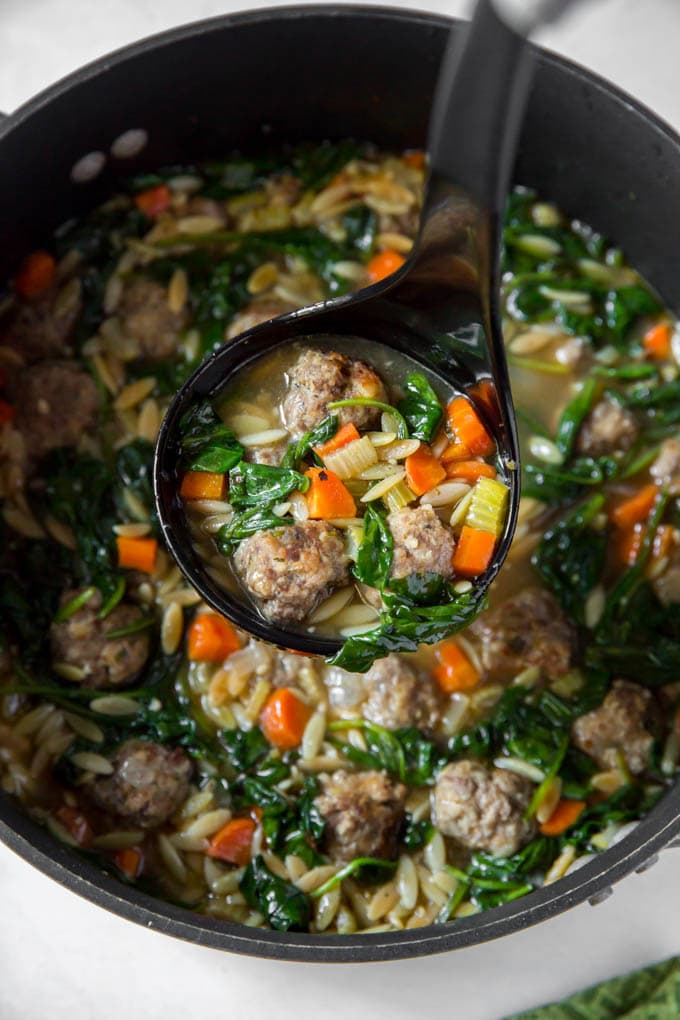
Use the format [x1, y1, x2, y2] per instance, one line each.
[179, 337, 509, 667]
[0, 142, 678, 935]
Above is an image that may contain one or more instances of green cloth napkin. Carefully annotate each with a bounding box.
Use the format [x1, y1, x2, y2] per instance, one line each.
[507, 957, 680, 1019]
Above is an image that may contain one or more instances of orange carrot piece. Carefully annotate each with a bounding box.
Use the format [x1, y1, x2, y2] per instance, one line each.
[452, 526, 496, 577]
[0, 398, 15, 425]
[114, 847, 143, 880]
[405, 444, 446, 496]
[446, 396, 496, 457]
[539, 798, 586, 836]
[304, 466, 357, 519]
[445, 460, 497, 484]
[134, 183, 171, 217]
[440, 441, 471, 464]
[433, 640, 480, 693]
[207, 817, 256, 866]
[14, 250, 56, 299]
[260, 688, 312, 750]
[366, 249, 406, 284]
[616, 522, 645, 566]
[469, 378, 498, 420]
[179, 470, 226, 501]
[609, 483, 660, 529]
[55, 805, 93, 847]
[314, 422, 360, 459]
[187, 614, 240, 662]
[116, 535, 158, 573]
[403, 150, 426, 170]
[643, 322, 672, 361]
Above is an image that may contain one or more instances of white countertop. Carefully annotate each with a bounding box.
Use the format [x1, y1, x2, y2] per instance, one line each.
[1, 1, 679, 1017]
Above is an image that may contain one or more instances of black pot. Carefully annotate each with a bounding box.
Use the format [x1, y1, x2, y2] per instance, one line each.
[1, 4, 679, 963]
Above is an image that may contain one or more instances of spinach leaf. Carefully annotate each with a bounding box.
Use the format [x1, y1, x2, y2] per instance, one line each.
[329, 720, 447, 786]
[341, 204, 378, 254]
[240, 855, 311, 931]
[228, 462, 309, 509]
[397, 372, 443, 443]
[532, 494, 607, 625]
[219, 726, 271, 773]
[330, 586, 486, 673]
[352, 504, 393, 590]
[178, 402, 243, 473]
[400, 816, 434, 851]
[216, 508, 293, 553]
[605, 285, 662, 344]
[554, 378, 597, 458]
[463, 836, 558, 909]
[280, 415, 338, 470]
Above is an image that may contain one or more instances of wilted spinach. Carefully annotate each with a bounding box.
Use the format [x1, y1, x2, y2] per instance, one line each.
[397, 372, 443, 443]
[178, 402, 243, 473]
[228, 462, 310, 509]
[240, 855, 311, 931]
[352, 504, 393, 590]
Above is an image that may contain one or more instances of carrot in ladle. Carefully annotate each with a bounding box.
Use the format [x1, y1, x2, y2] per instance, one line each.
[452, 525, 496, 577]
[366, 249, 406, 284]
[314, 422, 360, 459]
[405, 444, 446, 496]
[446, 396, 496, 457]
[304, 466, 357, 519]
[180, 471, 226, 501]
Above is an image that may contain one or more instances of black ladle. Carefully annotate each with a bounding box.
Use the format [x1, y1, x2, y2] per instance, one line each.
[154, 0, 576, 657]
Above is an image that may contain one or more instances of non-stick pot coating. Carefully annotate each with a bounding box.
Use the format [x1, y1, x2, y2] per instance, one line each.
[0, 5, 679, 962]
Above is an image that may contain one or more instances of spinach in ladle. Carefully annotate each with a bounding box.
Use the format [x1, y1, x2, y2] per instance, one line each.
[397, 372, 443, 443]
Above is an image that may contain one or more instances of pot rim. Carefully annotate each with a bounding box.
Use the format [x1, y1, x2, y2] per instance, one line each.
[1, 3, 679, 963]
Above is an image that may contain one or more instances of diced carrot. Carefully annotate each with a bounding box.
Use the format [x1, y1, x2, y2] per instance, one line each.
[469, 379, 498, 421]
[539, 798, 586, 836]
[643, 322, 672, 361]
[260, 688, 312, 750]
[433, 640, 480, 693]
[114, 847, 143, 880]
[187, 613, 240, 661]
[366, 249, 406, 284]
[0, 398, 15, 425]
[55, 805, 93, 847]
[207, 817, 256, 866]
[609, 483, 660, 530]
[445, 460, 497, 484]
[452, 525, 496, 577]
[314, 422, 360, 459]
[446, 396, 496, 457]
[179, 470, 226, 501]
[616, 522, 645, 566]
[405, 444, 446, 496]
[116, 535, 158, 573]
[403, 150, 426, 170]
[14, 250, 56, 299]
[440, 441, 471, 464]
[304, 466, 356, 519]
[134, 183, 171, 217]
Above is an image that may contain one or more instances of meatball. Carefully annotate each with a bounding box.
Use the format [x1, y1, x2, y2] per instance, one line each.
[86, 740, 192, 828]
[363, 654, 442, 732]
[316, 770, 406, 861]
[433, 760, 536, 857]
[469, 587, 576, 682]
[0, 286, 81, 364]
[388, 505, 456, 580]
[576, 398, 638, 458]
[572, 679, 658, 775]
[50, 588, 150, 689]
[233, 520, 349, 625]
[653, 545, 680, 606]
[10, 360, 99, 460]
[226, 299, 294, 341]
[282, 347, 387, 436]
[650, 438, 680, 492]
[118, 277, 189, 360]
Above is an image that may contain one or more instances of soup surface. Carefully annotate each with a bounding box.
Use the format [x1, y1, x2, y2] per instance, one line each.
[180, 336, 508, 665]
[0, 143, 679, 935]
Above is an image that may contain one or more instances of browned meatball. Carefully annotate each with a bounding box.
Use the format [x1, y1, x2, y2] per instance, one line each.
[10, 360, 99, 460]
[433, 760, 536, 857]
[118, 277, 189, 360]
[282, 347, 387, 436]
[0, 286, 81, 364]
[363, 654, 442, 732]
[50, 588, 150, 689]
[233, 520, 349, 625]
[226, 299, 294, 341]
[469, 588, 576, 682]
[388, 505, 455, 580]
[86, 740, 192, 828]
[650, 438, 680, 492]
[572, 680, 658, 775]
[316, 770, 406, 861]
[576, 398, 638, 458]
